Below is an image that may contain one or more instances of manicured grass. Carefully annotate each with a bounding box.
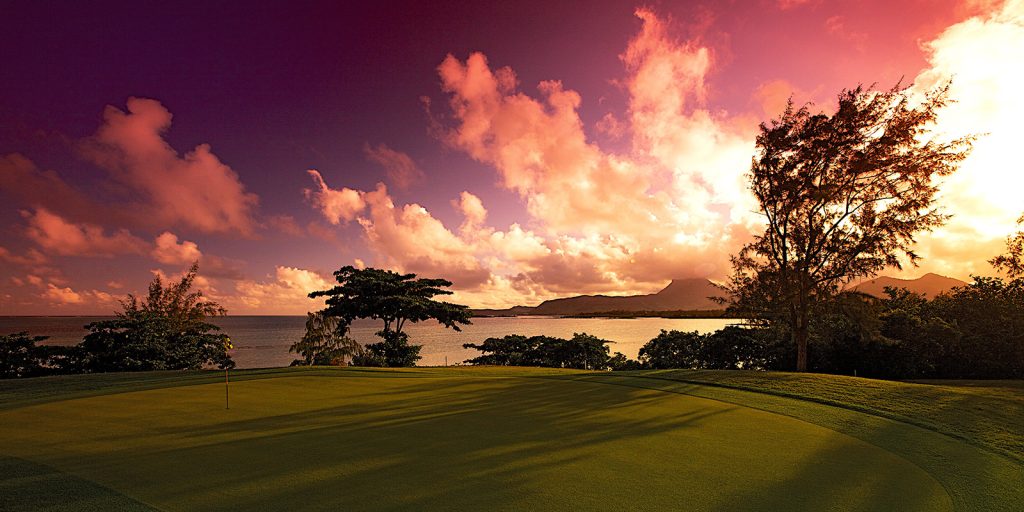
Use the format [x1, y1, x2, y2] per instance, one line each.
[619, 370, 1024, 461]
[1, 367, 1021, 511]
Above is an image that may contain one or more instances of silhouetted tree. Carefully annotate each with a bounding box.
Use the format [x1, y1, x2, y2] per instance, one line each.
[289, 311, 361, 366]
[464, 332, 614, 369]
[722, 82, 973, 371]
[310, 266, 472, 367]
[1, 332, 51, 378]
[638, 330, 704, 369]
[991, 214, 1024, 278]
[80, 263, 234, 372]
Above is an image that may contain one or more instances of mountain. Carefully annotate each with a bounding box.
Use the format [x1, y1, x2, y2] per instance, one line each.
[852, 273, 966, 298]
[472, 278, 723, 317]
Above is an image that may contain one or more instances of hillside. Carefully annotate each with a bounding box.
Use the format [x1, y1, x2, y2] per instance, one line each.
[853, 273, 966, 298]
[473, 278, 723, 316]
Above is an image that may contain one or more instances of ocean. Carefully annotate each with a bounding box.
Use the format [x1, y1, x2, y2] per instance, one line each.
[0, 316, 737, 368]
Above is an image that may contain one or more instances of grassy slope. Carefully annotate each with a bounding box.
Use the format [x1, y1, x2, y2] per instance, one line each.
[0, 367, 1021, 512]
[619, 370, 1024, 461]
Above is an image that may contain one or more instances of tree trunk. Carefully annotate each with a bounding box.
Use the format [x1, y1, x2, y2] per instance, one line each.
[795, 326, 808, 371]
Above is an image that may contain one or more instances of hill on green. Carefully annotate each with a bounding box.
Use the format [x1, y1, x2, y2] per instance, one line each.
[1, 367, 1021, 511]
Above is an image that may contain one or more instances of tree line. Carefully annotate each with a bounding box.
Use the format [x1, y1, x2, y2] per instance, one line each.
[1, 264, 233, 379]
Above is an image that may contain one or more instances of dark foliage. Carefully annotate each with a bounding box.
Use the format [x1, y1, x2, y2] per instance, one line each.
[721, 82, 973, 371]
[637, 326, 774, 370]
[310, 266, 471, 367]
[463, 332, 613, 370]
[79, 263, 234, 372]
[0, 332, 78, 378]
[362, 330, 422, 368]
[289, 311, 361, 366]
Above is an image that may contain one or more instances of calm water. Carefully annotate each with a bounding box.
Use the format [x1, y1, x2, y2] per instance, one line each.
[0, 316, 736, 368]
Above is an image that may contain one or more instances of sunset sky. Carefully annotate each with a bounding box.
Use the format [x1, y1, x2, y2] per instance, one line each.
[1, 0, 1022, 315]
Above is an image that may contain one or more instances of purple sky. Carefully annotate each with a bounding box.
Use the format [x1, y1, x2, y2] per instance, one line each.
[1, 0, 1020, 314]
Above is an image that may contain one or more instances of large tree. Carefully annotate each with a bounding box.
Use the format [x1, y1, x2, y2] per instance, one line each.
[723, 83, 973, 371]
[309, 266, 472, 367]
[80, 263, 234, 372]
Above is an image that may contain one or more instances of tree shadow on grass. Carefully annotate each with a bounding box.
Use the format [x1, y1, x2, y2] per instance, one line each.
[0, 455, 156, 512]
[588, 373, 1024, 512]
[9, 372, 1018, 511]
[22, 375, 737, 511]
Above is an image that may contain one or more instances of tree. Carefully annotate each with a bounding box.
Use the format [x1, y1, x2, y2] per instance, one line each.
[1, 332, 51, 378]
[310, 266, 472, 367]
[80, 263, 234, 372]
[637, 330, 704, 369]
[463, 333, 613, 369]
[722, 83, 973, 371]
[991, 214, 1024, 278]
[289, 311, 361, 366]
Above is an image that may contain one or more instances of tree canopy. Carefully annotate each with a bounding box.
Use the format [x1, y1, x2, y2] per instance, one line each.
[289, 311, 362, 366]
[722, 83, 973, 371]
[991, 214, 1024, 278]
[310, 266, 472, 367]
[463, 332, 613, 370]
[80, 263, 234, 372]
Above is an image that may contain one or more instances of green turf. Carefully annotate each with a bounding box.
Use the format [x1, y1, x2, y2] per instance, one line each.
[1, 367, 1020, 511]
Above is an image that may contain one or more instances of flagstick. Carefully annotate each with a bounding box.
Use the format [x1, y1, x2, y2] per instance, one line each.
[225, 368, 230, 410]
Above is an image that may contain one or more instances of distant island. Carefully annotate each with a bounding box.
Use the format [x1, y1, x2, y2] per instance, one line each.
[473, 278, 723, 317]
[473, 273, 968, 318]
[852, 272, 966, 298]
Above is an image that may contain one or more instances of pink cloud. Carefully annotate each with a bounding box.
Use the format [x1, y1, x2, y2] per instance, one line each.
[42, 283, 83, 304]
[454, 191, 487, 230]
[81, 97, 260, 236]
[0, 246, 47, 266]
[39, 283, 118, 306]
[752, 79, 806, 119]
[267, 214, 304, 237]
[364, 143, 425, 189]
[299, 9, 764, 307]
[304, 170, 366, 224]
[777, 0, 819, 9]
[357, 184, 491, 288]
[151, 231, 202, 265]
[0, 153, 123, 226]
[24, 208, 148, 257]
[226, 266, 333, 314]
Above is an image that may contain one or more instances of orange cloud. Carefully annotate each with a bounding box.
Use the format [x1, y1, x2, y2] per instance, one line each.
[24, 208, 147, 257]
[0, 246, 47, 266]
[904, 0, 1024, 278]
[0, 153, 120, 226]
[40, 283, 117, 306]
[151, 231, 202, 265]
[227, 266, 333, 314]
[303, 9, 763, 306]
[364, 143, 424, 189]
[304, 170, 366, 224]
[81, 98, 260, 236]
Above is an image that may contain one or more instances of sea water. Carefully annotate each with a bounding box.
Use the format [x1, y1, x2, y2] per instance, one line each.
[0, 316, 736, 368]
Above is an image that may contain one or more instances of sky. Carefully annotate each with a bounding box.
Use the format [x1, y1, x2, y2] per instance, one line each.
[1, 0, 1022, 315]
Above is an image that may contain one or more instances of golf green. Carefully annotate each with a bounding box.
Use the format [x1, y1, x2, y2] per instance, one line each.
[0, 369, 967, 511]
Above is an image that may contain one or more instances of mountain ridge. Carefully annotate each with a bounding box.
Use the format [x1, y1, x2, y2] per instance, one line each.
[472, 272, 969, 317]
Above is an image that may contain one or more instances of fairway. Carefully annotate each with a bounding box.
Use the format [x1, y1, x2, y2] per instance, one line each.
[0, 369, 1019, 511]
